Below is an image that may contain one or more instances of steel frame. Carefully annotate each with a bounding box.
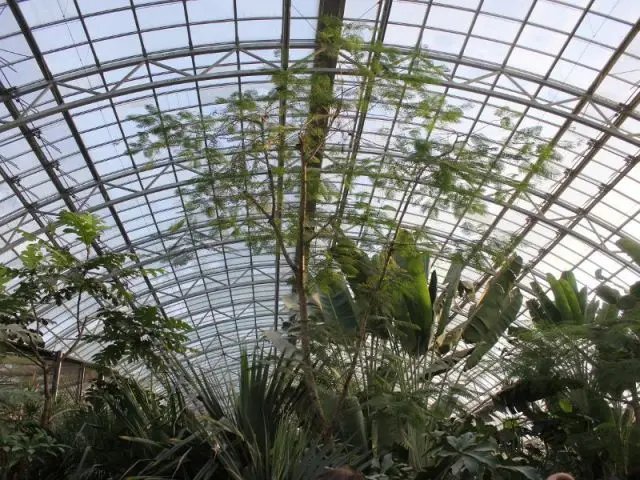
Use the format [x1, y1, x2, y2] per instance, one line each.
[2, 47, 639, 148]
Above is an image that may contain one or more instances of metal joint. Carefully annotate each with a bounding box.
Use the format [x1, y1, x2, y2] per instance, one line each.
[0, 86, 18, 101]
[25, 127, 42, 139]
[616, 102, 628, 114]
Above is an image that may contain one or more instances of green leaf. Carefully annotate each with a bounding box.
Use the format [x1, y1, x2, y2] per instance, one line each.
[317, 278, 358, 332]
[596, 285, 621, 305]
[435, 261, 462, 337]
[546, 274, 574, 323]
[498, 465, 542, 480]
[17, 229, 37, 241]
[392, 229, 434, 356]
[500, 116, 512, 129]
[169, 219, 186, 233]
[617, 237, 640, 266]
[559, 398, 573, 413]
[462, 256, 523, 358]
[119, 436, 162, 447]
[59, 210, 107, 245]
[464, 290, 523, 370]
[49, 247, 76, 268]
[140, 161, 155, 171]
[20, 243, 44, 270]
[0, 266, 17, 288]
[331, 236, 377, 297]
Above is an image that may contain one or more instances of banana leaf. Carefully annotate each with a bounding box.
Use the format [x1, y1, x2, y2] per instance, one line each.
[392, 230, 433, 355]
[331, 236, 377, 297]
[318, 387, 368, 452]
[492, 376, 585, 413]
[617, 237, 640, 266]
[434, 260, 463, 338]
[436, 324, 463, 355]
[464, 289, 523, 370]
[317, 277, 358, 333]
[461, 255, 523, 345]
[429, 269, 437, 312]
[424, 347, 476, 378]
[530, 280, 562, 324]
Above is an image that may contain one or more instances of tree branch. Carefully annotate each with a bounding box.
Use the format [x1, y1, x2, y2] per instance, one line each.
[258, 121, 277, 219]
[307, 212, 340, 242]
[28, 300, 46, 368]
[243, 192, 297, 272]
[1, 339, 43, 369]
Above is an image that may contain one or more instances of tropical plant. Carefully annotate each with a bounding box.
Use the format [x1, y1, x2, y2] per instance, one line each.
[27, 374, 209, 480]
[97, 349, 365, 480]
[0, 11, 580, 480]
[0, 419, 67, 480]
[128, 17, 558, 434]
[415, 431, 539, 480]
[0, 211, 140, 426]
[84, 305, 192, 373]
[267, 229, 527, 464]
[492, 254, 640, 480]
[439, 254, 524, 371]
[311, 231, 523, 377]
[0, 211, 191, 427]
[593, 237, 640, 404]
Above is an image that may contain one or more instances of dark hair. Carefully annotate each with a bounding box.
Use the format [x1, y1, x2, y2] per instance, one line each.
[317, 466, 365, 480]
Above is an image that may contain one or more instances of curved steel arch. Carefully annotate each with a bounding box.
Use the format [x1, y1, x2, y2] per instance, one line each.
[2, 151, 634, 274]
[3, 41, 638, 124]
[2, 61, 638, 148]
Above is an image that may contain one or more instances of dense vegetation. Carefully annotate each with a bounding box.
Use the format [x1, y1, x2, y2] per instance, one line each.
[1, 18, 639, 480]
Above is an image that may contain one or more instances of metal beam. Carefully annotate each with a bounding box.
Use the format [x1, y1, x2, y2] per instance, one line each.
[4, 41, 635, 125]
[2, 48, 638, 146]
[474, 17, 640, 288]
[6, 0, 168, 325]
[1, 155, 634, 273]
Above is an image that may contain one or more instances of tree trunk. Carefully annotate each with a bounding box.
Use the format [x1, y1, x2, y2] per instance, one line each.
[296, 148, 327, 431]
[40, 364, 51, 428]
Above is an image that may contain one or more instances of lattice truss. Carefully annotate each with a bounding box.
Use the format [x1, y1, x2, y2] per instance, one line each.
[1, 0, 640, 408]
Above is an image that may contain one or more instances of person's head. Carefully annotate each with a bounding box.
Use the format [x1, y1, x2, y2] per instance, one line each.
[317, 467, 364, 480]
[546, 473, 575, 480]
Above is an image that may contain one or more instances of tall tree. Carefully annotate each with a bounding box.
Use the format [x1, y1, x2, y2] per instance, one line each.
[128, 18, 558, 431]
[0, 211, 191, 426]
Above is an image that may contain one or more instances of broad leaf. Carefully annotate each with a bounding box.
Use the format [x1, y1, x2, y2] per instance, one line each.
[462, 256, 522, 345]
[434, 260, 463, 337]
[317, 278, 358, 332]
[392, 229, 434, 355]
[498, 465, 542, 480]
[464, 289, 523, 370]
[19, 243, 44, 270]
[59, 210, 107, 245]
